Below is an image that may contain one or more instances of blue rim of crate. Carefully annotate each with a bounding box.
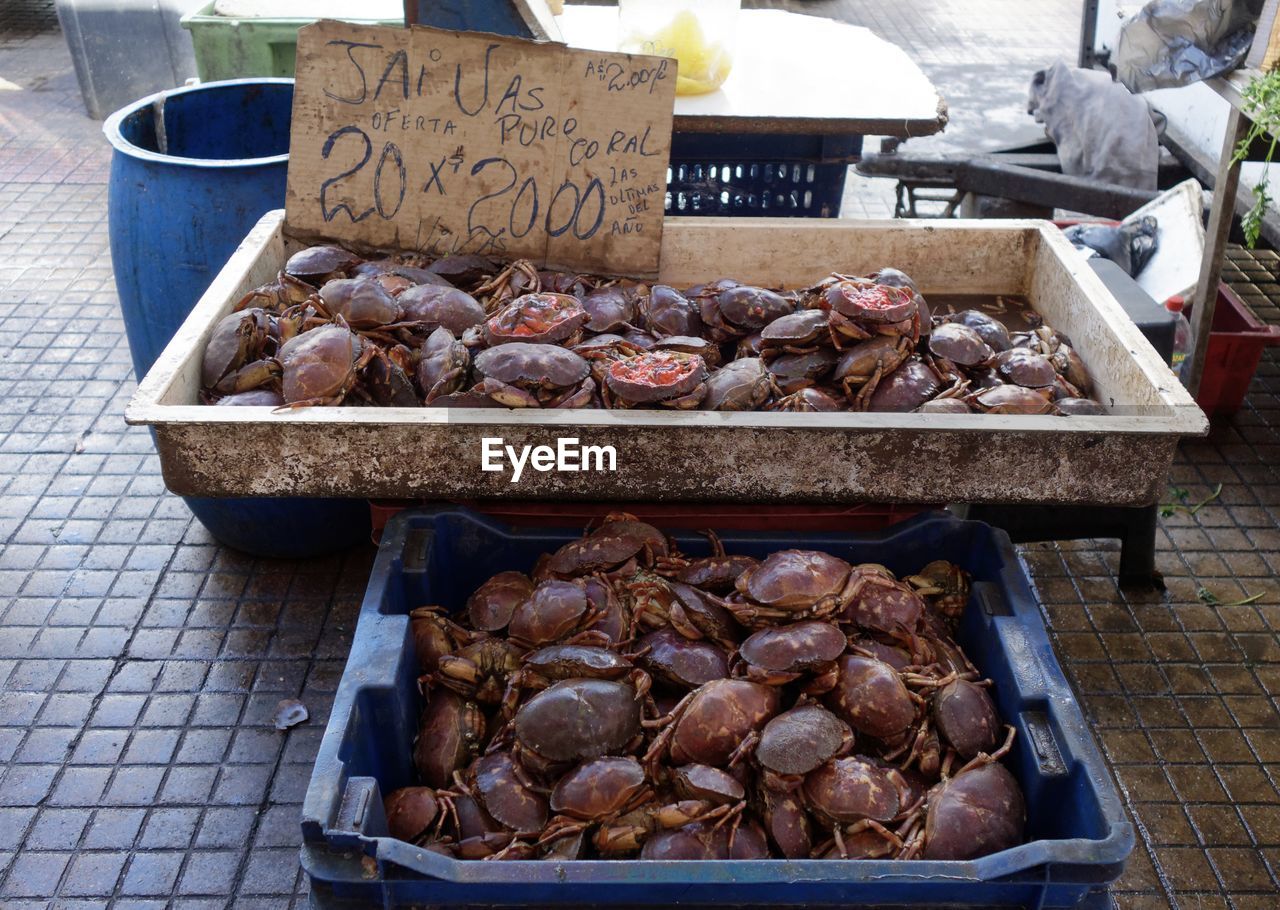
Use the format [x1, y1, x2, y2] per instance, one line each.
[302, 508, 1134, 890]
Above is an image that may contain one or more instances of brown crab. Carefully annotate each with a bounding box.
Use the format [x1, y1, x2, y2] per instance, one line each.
[728, 550, 855, 627]
[484, 293, 589, 347]
[700, 357, 777, 411]
[471, 342, 593, 408]
[832, 335, 912, 409]
[604, 351, 708, 409]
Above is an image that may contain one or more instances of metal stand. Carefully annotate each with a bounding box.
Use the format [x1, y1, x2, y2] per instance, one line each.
[965, 504, 1161, 587]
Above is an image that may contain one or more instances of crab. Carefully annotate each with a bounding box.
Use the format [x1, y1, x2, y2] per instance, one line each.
[214, 389, 284, 406]
[927, 321, 994, 369]
[593, 798, 738, 856]
[757, 782, 813, 858]
[581, 285, 638, 333]
[465, 570, 532, 633]
[759, 309, 830, 355]
[802, 755, 915, 857]
[634, 628, 730, 689]
[471, 258, 542, 310]
[233, 271, 316, 315]
[666, 581, 742, 649]
[471, 342, 593, 408]
[916, 398, 972, 414]
[1056, 397, 1106, 416]
[604, 351, 708, 409]
[314, 277, 414, 336]
[278, 322, 374, 407]
[866, 355, 966, 412]
[769, 387, 845, 412]
[484, 292, 589, 346]
[832, 335, 913, 409]
[540, 756, 653, 843]
[457, 750, 549, 836]
[507, 579, 602, 649]
[824, 653, 918, 741]
[643, 678, 781, 770]
[820, 276, 921, 347]
[432, 637, 523, 708]
[508, 645, 651, 712]
[941, 309, 1012, 352]
[414, 689, 486, 788]
[398, 285, 487, 335]
[994, 348, 1057, 388]
[409, 606, 470, 674]
[764, 347, 839, 394]
[898, 727, 1024, 860]
[727, 550, 856, 627]
[841, 566, 927, 636]
[932, 677, 1001, 761]
[905, 560, 971, 625]
[657, 531, 758, 594]
[734, 621, 847, 688]
[714, 285, 795, 333]
[755, 703, 855, 784]
[283, 244, 361, 285]
[201, 308, 281, 397]
[639, 285, 702, 338]
[512, 678, 643, 764]
[384, 786, 443, 844]
[653, 335, 723, 368]
[700, 357, 778, 410]
[965, 384, 1054, 415]
[417, 327, 471, 404]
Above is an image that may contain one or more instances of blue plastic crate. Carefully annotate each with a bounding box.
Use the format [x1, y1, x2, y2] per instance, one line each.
[666, 132, 861, 218]
[301, 509, 1132, 909]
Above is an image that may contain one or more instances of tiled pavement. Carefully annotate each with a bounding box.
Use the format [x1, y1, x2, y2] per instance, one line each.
[2, 1, 1280, 908]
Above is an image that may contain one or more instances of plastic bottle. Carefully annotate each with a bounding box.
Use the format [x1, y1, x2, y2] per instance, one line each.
[617, 0, 740, 95]
[1166, 296, 1191, 376]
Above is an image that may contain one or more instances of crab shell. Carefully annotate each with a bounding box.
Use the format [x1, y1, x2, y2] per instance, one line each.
[399, 285, 487, 335]
[653, 335, 723, 367]
[737, 550, 853, 611]
[637, 628, 730, 689]
[739, 621, 847, 675]
[318, 277, 403, 329]
[933, 679, 1001, 758]
[922, 762, 1025, 860]
[279, 323, 366, 404]
[514, 678, 642, 762]
[717, 285, 795, 330]
[640, 285, 702, 338]
[701, 357, 775, 411]
[995, 348, 1057, 388]
[825, 654, 916, 739]
[466, 570, 533, 632]
[825, 278, 917, 325]
[928, 322, 993, 367]
[802, 755, 902, 825]
[967, 384, 1054, 414]
[581, 286, 638, 333]
[760, 309, 829, 346]
[916, 398, 972, 414]
[1056, 397, 1106, 416]
[943, 310, 1012, 352]
[866, 357, 945, 412]
[284, 244, 361, 284]
[766, 348, 839, 393]
[418, 327, 471, 403]
[551, 756, 648, 819]
[484, 293, 588, 346]
[770, 387, 844, 412]
[606, 351, 707, 404]
[474, 751, 549, 833]
[669, 679, 781, 766]
[756, 704, 853, 775]
[473, 343, 589, 392]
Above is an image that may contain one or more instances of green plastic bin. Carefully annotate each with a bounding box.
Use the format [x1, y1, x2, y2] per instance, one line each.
[181, 2, 403, 80]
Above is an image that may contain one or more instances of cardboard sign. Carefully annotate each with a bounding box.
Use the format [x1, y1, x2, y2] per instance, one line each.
[286, 21, 676, 277]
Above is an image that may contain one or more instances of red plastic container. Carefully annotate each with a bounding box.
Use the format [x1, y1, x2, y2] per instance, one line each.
[1182, 284, 1280, 416]
[368, 500, 934, 544]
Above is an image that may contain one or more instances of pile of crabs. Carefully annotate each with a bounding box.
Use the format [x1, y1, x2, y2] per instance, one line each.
[385, 514, 1026, 862]
[201, 243, 1104, 415]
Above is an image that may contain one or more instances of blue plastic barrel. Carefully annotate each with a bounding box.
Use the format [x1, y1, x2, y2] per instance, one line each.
[105, 79, 371, 558]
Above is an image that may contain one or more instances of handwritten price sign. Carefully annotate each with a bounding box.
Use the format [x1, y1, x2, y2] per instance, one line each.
[286, 21, 677, 278]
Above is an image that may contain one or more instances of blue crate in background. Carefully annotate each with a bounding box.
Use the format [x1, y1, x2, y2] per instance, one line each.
[301, 508, 1132, 909]
[666, 132, 861, 217]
